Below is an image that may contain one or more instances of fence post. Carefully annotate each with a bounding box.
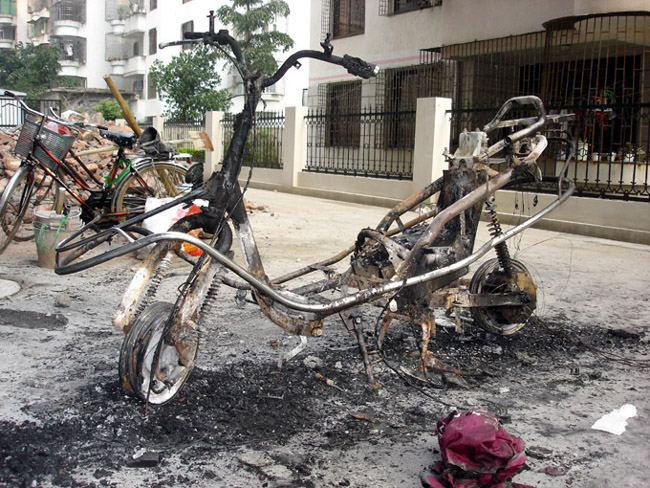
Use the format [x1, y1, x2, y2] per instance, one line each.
[282, 106, 308, 188]
[152, 116, 165, 134]
[204, 110, 224, 181]
[413, 97, 452, 192]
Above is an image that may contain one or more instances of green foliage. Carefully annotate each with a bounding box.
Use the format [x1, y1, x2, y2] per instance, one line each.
[177, 146, 205, 163]
[0, 42, 61, 97]
[93, 98, 123, 121]
[149, 44, 231, 121]
[217, 0, 294, 75]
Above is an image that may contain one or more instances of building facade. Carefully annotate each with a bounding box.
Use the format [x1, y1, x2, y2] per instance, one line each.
[306, 0, 650, 201]
[5, 0, 309, 121]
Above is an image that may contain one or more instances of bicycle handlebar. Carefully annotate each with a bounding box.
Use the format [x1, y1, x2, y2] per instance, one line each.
[3, 91, 105, 132]
[160, 12, 378, 89]
[47, 106, 109, 131]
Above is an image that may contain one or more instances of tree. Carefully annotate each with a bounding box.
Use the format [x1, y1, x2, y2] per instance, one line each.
[217, 0, 294, 76]
[149, 44, 231, 121]
[0, 43, 61, 97]
[93, 98, 123, 121]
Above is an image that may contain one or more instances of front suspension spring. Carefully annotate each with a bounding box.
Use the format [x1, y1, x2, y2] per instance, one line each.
[137, 253, 173, 315]
[198, 278, 221, 324]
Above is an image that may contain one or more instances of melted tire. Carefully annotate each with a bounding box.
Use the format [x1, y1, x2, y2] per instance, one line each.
[119, 301, 198, 404]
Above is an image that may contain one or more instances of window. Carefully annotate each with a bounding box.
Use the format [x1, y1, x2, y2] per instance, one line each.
[393, 0, 423, 14]
[147, 75, 156, 99]
[0, 0, 16, 16]
[148, 28, 157, 55]
[331, 0, 364, 39]
[181, 20, 193, 50]
[326, 80, 361, 147]
[384, 64, 439, 148]
[150, 0, 157, 10]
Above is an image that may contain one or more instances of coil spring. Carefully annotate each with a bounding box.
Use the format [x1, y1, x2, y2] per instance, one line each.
[485, 198, 514, 276]
[199, 279, 221, 324]
[136, 254, 173, 315]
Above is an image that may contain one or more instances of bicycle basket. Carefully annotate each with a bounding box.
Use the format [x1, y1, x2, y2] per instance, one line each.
[15, 112, 76, 171]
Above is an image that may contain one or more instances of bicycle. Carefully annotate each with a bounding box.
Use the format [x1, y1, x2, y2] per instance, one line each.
[0, 94, 190, 254]
[55, 11, 576, 405]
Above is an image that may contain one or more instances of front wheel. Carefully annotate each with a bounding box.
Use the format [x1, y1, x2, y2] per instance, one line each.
[110, 160, 189, 219]
[119, 301, 199, 404]
[0, 165, 37, 252]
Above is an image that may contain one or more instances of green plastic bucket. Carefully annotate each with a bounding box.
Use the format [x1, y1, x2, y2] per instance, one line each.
[33, 207, 82, 269]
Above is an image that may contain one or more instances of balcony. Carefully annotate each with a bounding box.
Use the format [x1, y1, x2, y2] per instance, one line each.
[124, 55, 145, 77]
[124, 10, 145, 36]
[110, 18, 125, 34]
[52, 19, 82, 37]
[59, 59, 81, 77]
[51, 0, 85, 35]
[110, 58, 126, 75]
[28, 7, 49, 23]
[0, 38, 14, 49]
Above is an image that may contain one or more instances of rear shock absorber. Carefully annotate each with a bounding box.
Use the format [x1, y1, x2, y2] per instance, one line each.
[485, 197, 514, 277]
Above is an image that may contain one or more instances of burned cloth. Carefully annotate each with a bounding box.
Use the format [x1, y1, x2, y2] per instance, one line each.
[421, 409, 533, 488]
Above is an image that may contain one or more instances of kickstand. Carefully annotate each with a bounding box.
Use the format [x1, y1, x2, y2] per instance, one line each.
[342, 311, 380, 388]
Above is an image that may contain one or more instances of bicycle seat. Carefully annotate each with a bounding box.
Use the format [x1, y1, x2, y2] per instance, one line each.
[99, 129, 138, 148]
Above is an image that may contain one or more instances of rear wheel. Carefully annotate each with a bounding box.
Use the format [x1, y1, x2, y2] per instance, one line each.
[0, 165, 37, 252]
[469, 258, 537, 335]
[110, 160, 189, 219]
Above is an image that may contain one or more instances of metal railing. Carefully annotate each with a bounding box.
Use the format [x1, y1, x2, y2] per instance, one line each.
[305, 107, 414, 179]
[0, 98, 62, 128]
[221, 112, 284, 169]
[163, 120, 204, 149]
[447, 102, 650, 201]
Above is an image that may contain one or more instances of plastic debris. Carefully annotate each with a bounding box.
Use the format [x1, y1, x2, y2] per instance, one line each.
[591, 404, 637, 435]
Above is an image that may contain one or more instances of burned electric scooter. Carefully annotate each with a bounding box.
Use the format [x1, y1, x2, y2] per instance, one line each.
[55, 11, 576, 404]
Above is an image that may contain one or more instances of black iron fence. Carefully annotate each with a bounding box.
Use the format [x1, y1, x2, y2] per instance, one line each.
[221, 112, 284, 169]
[448, 102, 650, 201]
[305, 107, 415, 179]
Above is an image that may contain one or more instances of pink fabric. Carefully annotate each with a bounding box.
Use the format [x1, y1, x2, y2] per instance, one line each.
[421, 410, 533, 488]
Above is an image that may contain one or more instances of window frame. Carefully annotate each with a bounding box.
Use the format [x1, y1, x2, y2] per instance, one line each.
[325, 80, 362, 147]
[148, 28, 157, 55]
[331, 0, 365, 39]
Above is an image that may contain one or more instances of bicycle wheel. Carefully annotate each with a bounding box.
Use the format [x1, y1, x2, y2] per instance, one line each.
[0, 165, 36, 252]
[110, 160, 189, 218]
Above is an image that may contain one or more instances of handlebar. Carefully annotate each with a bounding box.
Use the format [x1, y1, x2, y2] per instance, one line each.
[159, 10, 378, 91]
[47, 106, 108, 131]
[3, 91, 106, 132]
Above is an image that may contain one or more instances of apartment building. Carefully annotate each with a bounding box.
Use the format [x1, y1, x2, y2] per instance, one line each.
[306, 0, 650, 201]
[6, 0, 309, 121]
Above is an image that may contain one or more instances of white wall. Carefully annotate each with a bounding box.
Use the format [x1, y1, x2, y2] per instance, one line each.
[308, 0, 647, 88]
[138, 0, 310, 119]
